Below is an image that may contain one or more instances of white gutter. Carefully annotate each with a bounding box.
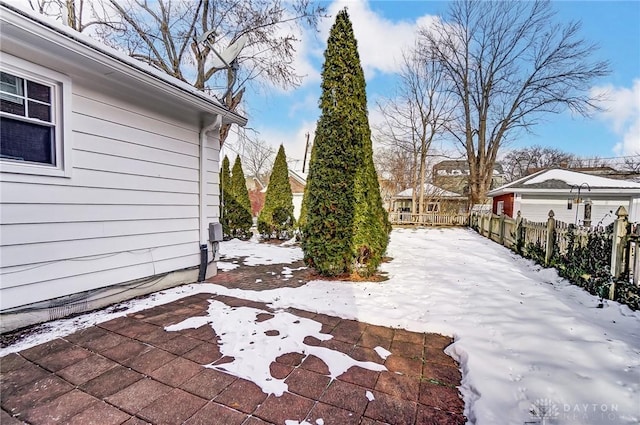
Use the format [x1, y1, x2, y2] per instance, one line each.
[196, 114, 222, 282]
[200, 115, 223, 246]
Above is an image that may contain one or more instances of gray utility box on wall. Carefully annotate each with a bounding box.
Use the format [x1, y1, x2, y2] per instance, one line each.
[209, 222, 223, 242]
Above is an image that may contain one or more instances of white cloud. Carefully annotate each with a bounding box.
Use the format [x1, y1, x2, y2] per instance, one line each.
[268, 0, 439, 88]
[288, 26, 322, 87]
[241, 12, 323, 94]
[591, 79, 640, 156]
[251, 98, 398, 172]
[235, 0, 442, 168]
[252, 121, 318, 172]
[288, 93, 318, 119]
[320, 0, 437, 79]
[268, 20, 322, 91]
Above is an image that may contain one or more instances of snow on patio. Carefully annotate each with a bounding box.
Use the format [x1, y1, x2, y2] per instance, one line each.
[2, 228, 639, 424]
[218, 237, 303, 266]
[213, 228, 640, 424]
[164, 299, 386, 397]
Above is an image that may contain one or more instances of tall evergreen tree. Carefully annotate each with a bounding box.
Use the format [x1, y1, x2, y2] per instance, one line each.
[220, 156, 232, 239]
[226, 156, 253, 239]
[302, 8, 389, 277]
[258, 145, 296, 239]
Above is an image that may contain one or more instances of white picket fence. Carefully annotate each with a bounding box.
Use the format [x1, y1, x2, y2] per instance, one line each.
[388, 211, 469, 227]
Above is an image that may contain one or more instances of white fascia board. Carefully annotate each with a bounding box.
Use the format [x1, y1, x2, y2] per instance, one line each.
[510, 188, 640, 196]
[0, 3, 247, 127]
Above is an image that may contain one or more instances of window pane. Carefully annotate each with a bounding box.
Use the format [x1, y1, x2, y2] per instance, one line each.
[0, 117, 54, 165]
[0, 72, 24, 96]
[1, 95, 25, 116]
[28, 100, 51, 122]
[27, 80, 50, 103]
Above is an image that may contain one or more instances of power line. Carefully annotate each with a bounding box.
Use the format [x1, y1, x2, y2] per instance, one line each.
[576, 154, 638, 161]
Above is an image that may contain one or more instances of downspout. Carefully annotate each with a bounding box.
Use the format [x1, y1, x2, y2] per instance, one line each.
[198, 114, 222, 282]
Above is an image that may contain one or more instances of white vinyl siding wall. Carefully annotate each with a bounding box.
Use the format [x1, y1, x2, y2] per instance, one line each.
[0, 83, 217, 310]
[293, 193, 304, 219]
[519, 195, 633, 227]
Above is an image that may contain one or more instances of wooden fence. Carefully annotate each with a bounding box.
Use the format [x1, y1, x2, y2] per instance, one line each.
[470, 206, 639, 292]
[627, 231, 640, 287]
[388, 211, 469, 226]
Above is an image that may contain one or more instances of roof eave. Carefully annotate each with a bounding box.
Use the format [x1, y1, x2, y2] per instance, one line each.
[489, 187, 640, 196]
[1, 3, 247, 127]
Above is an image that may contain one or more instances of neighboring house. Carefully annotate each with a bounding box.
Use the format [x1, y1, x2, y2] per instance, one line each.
[433, 160, 506, 196]
[487, 169, 640, 226]
[392, 183, 467, 214]
[289, 169, 306, 220]
[526, 165, 640, 182]
[246, 176, 267, 192]
[247, 169, 306, 220]
[248, 188, 265, 217]
[246, 177, 266, 217]
[0, 5, 247, 331]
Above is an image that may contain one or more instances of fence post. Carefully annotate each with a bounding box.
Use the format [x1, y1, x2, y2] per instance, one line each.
[485, 213, 490, 236]
[515, 211, 522, 253]
[610, 206, 629, 299]
[499, 214, 505, 245]
[489, 213, 500, 242]
[545, 210, 555, 266]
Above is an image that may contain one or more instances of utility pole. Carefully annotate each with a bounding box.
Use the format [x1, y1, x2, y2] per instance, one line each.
[302, 132, 310, 173]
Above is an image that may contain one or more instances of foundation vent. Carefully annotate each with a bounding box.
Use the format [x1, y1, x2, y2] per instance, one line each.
[48, 299, 89, 321]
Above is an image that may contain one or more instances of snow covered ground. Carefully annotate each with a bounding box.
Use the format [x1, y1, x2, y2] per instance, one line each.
[2, 228, 639, 425]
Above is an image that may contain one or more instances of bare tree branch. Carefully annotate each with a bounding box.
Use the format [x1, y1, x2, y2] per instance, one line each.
[239, 137, 276, 187]
[502, 145, 578, 182]
[28, 0, 327, 146]
[419, 0, 610, 204]
[375, 43, 455, 213]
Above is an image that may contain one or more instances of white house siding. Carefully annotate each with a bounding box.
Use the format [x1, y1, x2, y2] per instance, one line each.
[628, 198, 640, 223]
[293, 193, 304, 220]
[518, 196, 633, 227]
[0, 82, 211, 310]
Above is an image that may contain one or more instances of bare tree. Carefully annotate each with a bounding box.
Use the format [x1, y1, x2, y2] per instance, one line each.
[373, 146, 415, 203]
[239, 137, 276, 187]
[376, 46, 454, 214]
[502, 145, 577, 182]
[29, 0, 325, 144]
[571, 156, 607, 169]
[621, 156, 640, 174]
[419, 0, 610, 205]
[375, 101, 421, 213]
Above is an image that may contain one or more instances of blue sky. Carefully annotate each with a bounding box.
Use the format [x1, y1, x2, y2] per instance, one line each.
[230, 0, 640, 170]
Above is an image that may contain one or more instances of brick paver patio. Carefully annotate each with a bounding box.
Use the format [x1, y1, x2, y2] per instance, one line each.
[1, 258, 466, 425]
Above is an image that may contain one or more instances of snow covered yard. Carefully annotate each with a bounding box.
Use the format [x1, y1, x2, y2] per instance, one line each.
[209, 228, 640, 424]
[2, 228, 639, 424]
[371, 228, 640, 425]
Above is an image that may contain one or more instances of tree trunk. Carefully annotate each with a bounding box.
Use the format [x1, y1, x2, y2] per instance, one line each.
[411, 150, 418, 214]
[66, 0, 77, 29]
[418, 146, 427, 215]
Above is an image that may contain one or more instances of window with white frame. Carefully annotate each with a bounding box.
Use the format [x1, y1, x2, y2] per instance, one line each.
[0, 54, 71, 177]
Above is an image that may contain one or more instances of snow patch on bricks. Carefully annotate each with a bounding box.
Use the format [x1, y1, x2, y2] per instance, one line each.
[165, 300, 386, 396]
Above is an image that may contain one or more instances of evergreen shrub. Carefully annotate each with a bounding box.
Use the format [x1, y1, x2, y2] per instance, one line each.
[258, 145, 296, 239]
